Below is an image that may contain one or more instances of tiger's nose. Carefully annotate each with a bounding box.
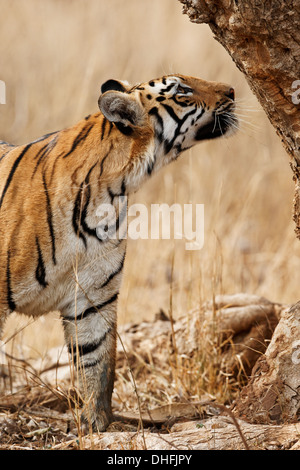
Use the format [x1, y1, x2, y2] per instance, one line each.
[225, 87, 235, 101]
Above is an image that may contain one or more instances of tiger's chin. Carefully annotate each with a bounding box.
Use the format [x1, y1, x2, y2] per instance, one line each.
[195, 112, 238, 141]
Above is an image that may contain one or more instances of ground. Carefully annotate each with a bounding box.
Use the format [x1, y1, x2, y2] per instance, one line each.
[1, 293, 299, 450]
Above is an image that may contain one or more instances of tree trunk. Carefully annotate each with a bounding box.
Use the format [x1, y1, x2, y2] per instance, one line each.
[179, 0, 300, 424]
[179, 0, 300, 235]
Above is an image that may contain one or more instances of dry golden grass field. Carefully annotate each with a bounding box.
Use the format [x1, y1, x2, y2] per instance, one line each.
[0, 0, 299, 449]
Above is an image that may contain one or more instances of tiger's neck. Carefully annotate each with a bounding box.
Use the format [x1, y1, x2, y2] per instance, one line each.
[41, 113, 156, 247]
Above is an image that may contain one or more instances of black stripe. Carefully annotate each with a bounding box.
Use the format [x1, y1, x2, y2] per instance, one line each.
[101, 117, 107, 140]
[81, 292, 118, 319]
[164, 106, 197, 155]
[107, 177, 126, 203]
[32, 144, 49, 178]
[64, 292, 118, 322]
[107, 187, 115, 204]
[100, 119, 114, 140]
[100, 253, 125, 289]
[147, 157, 156, 175]
[72, 163, 98, 245]
[72, 182, 88, 248]
[63, 123, 94, 159]
[79, 164, 98, 239]
[6, 250, 16, 311]
[195, 108, 205, 122]
[149, 107, 164, 143]
[82, 358, 102, 368]
[120, 178, 126, 195]
[115, 122, 133, 136]
[107, 121, 114, 137]
[42, 173, 56, 265]
[170, 95, 190, 108]
[0, 143, 32, 209]
[114, 197, 127, 235]
[99, 143, 112, 178]
[159, 82, 176, 95]
[35, 236, 48, 288]
[34, 142, 49, 161]
[69, 327, 112, 357]
[161, 103, 181, 123]
[72, 145, 113, 244]
[32, 135, 58, 178]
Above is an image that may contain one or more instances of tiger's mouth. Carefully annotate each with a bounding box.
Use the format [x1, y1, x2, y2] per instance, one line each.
[195, 108, 238, 141]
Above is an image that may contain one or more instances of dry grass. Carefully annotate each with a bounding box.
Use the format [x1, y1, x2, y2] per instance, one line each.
[0, 0, 299, 449]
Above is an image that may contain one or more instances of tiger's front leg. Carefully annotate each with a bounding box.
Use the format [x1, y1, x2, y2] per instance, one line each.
[61, 293, 118, 431]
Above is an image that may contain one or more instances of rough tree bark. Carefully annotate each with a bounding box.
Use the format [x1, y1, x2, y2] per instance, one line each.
[179, 0, 300, 425]
[179, 0, 300, 235]
[57, 417, 300, 449]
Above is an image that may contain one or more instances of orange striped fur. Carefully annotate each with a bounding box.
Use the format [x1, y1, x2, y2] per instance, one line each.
[0, 74, 237, 430]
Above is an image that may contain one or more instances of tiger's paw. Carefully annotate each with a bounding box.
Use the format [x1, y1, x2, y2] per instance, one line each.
[81, 409, 113, 433]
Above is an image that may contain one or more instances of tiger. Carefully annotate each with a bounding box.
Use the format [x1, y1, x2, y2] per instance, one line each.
[0, 74, 237, 431]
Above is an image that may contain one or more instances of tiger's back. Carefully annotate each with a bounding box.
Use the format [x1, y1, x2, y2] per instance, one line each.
[0, 74, 237, 431]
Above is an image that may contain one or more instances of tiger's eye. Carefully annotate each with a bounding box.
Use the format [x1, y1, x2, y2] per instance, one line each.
[177, 85, 192, 94]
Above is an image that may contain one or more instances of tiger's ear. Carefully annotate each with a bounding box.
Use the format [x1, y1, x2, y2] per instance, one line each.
[100, 79, 130, 94]
[98, 89, 145, 131]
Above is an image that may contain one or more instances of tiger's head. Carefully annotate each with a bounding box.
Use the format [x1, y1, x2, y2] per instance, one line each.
[98, 74, 237, 176]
